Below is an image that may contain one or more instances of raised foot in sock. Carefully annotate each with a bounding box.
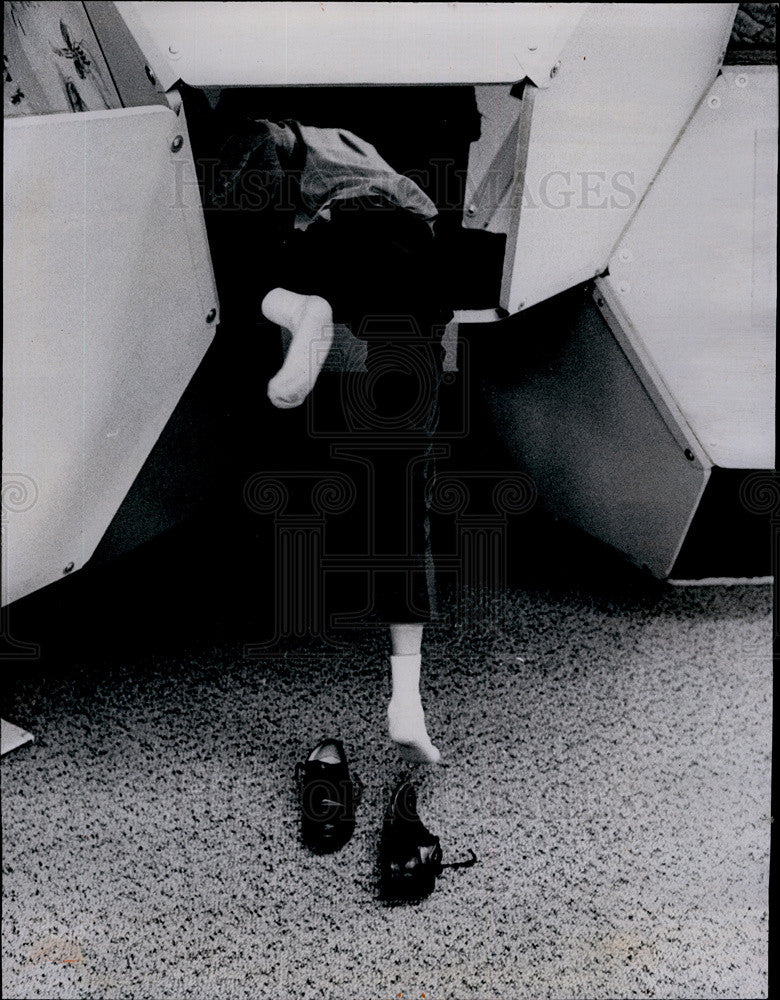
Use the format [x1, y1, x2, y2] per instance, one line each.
[263, 290, 334, 409]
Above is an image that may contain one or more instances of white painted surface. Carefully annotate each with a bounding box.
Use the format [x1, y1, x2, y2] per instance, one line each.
[594, 280, 712, 469]
[603, 66, 777, 470]
[464, 85, 524, 233]
[499, 3, 737, 313]
[1, 720, 34, 756]
[3, 106, 218, 606]
[116, 1, 584, 88]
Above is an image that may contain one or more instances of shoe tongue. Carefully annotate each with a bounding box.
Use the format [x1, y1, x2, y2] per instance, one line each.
[310, 741, 342, 765]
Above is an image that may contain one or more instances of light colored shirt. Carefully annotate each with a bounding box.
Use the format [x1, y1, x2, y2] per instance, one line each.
[263, 119, 438, 231]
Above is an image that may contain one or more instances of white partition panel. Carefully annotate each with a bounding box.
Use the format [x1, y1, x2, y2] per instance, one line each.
[116, 1, 585, 89]
[477, 291, 711, 578]
[3, 106, 218, 606]
[486, 3, 737, 313]
[601, 66, 777, 470]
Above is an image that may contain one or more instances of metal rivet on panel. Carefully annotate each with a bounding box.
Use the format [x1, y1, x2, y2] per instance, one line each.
[735, 74, 748, 88]
[684, 448, 695, 462]
[708, 95, 721, 109]
[144, 64, 156, 85]
[550, 62, 560, 78]
[170, 135, 184, 153]
[63, 562, 74, 574]
[206, 308, 217, 324]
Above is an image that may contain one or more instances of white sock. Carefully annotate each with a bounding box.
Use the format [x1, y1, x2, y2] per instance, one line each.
[387, 654, 440, 764]
[262, 290, 334, 408]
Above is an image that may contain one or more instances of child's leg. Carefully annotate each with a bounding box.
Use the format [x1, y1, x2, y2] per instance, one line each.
[261, 288, 334, 408]
[388, 622, 440, 763]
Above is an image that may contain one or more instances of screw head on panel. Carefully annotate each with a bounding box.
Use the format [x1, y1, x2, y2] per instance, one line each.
[735, 74, 748, 88]
[684, 448, 695, 462]
[63, 562, 74, 574]
[708, 95, 721, 109]
[206, 308, 217, 324]
[171, 135, 184, 153]
[144, 64, 156, 85]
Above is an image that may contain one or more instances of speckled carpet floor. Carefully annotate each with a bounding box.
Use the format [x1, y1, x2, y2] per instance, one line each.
[1, 571, 771, 1000]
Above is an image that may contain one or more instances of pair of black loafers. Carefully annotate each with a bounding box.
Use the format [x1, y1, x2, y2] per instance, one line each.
[294, 738, 476, 901]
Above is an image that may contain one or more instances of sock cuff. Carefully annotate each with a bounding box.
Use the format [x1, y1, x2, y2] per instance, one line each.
[390, 654, 422, 688]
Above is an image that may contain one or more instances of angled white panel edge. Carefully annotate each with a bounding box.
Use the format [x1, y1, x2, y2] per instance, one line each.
[603, 65, 777, 470]
[3, 105, 218, 606]
[500, 3, 738, 314]
[116, 2, 586, 87]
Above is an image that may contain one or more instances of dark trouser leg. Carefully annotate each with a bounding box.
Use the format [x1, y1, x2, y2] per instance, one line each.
[279, 200, 447, 625]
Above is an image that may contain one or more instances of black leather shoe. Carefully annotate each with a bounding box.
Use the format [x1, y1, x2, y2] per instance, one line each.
[294, 739, 363, 854]
[379, 779, 477, 901]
